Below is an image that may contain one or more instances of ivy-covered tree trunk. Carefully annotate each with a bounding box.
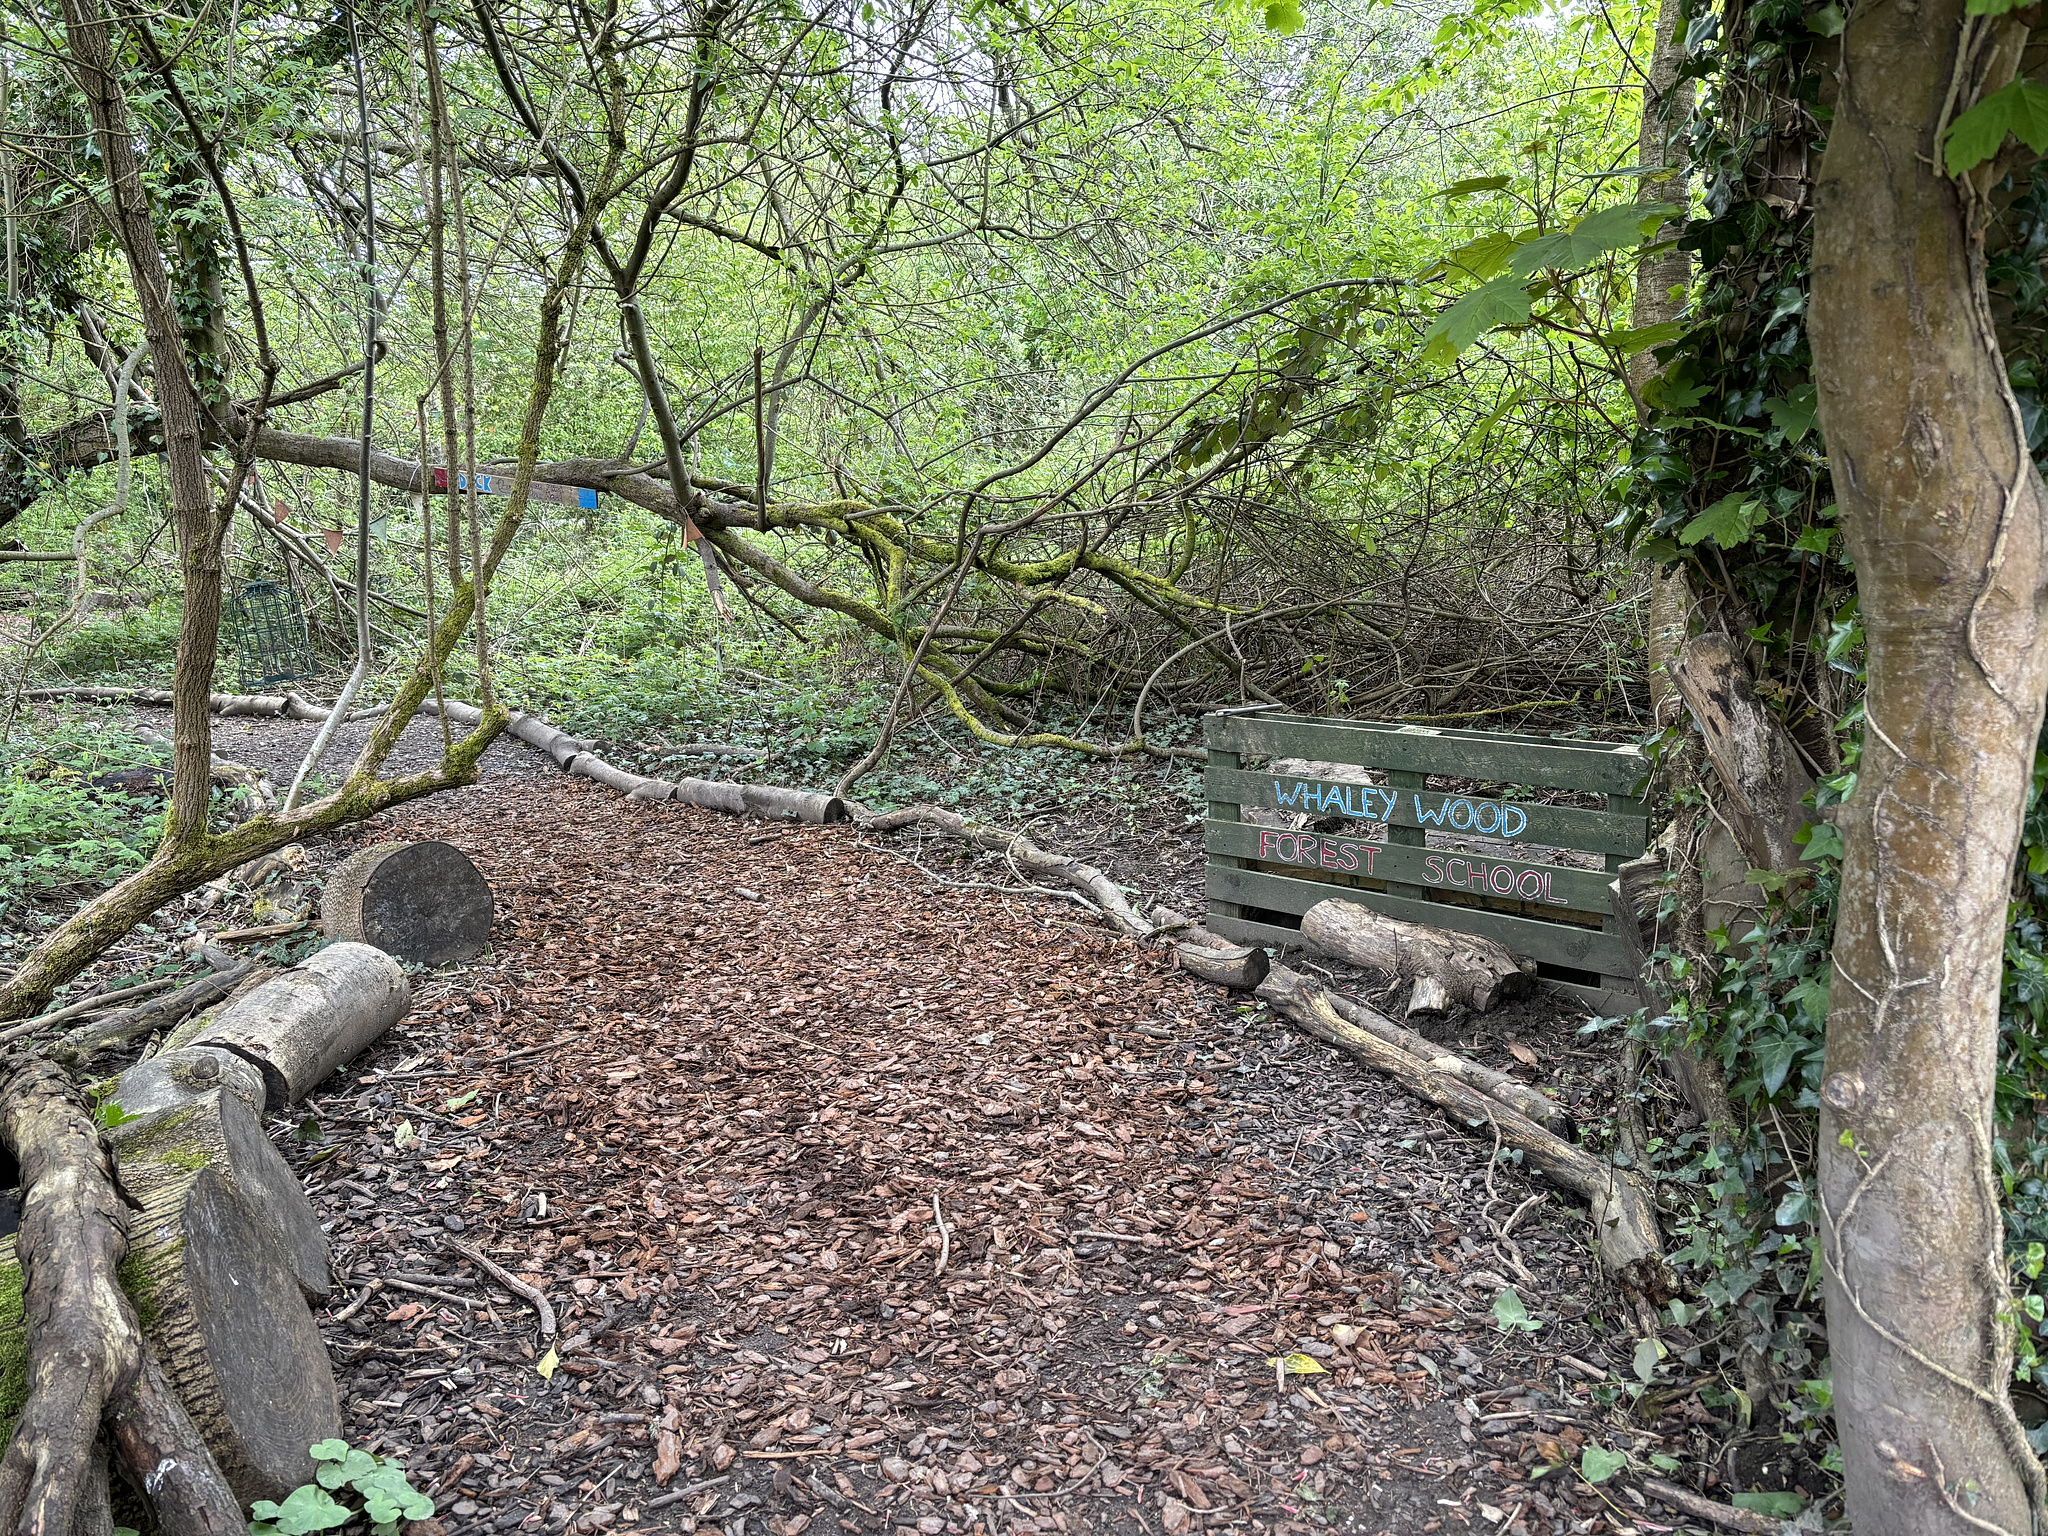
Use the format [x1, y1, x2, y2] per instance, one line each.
[1809, 3, 2048, 1530]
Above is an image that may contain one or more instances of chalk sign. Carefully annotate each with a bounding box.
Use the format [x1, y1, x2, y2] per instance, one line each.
[1271, 777, 1533, 839]
[1200, 710, 1652, 1014]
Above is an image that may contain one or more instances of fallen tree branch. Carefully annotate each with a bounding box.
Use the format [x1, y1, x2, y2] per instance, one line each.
[855, 805, 1152, 938]
[1255, 963, 1671, 1311]
[52, 959, 257, 1068]
[1635, 1478, 1780, 1534]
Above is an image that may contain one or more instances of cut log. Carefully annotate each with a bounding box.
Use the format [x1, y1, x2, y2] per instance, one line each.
[1316, 986, 1567, 1133]
[1257, 964, 1671, 1304]
[1174, 939, 1269, 990]
[1404, 974, 1453, 1022]
[0, 1062, 246, 1534]
[320, 841, 494, 965]
[1300, 899, 1534, 1013]
[191, 942, 408, 1109]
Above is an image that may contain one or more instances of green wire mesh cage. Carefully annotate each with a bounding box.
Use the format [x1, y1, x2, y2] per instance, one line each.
[227, 580, 318, 692]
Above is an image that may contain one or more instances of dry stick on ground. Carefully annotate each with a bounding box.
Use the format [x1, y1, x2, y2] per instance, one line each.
[1255, 964, 1671, 1321]
[855, 805, 1152, 938]
[1635, 1478, 1779, 1534]
[444, 1237, 557, 1337]
[1315, 984, 1567, 1133]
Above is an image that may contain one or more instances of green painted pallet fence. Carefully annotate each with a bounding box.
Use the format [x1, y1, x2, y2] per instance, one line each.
[1202, 710, 1651, 1016]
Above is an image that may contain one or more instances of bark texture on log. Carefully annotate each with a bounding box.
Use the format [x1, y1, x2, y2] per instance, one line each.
[1257, 965, 1669, 1300]
[1299, 899, 1535, 1013]
[51, 962, 257, 1068]
[192, 942, 408, 1108]
[1317, 986, 1565, 1132]
[1174, 940, 1269, 990]
[321, 841, 494, 965]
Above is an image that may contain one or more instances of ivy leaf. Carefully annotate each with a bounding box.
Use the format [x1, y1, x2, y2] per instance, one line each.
[1493, 1287, 1543, 1332]
[1791, 524, 1834, 555]
[1632, 1336, 1663, 1383]
[1944, 79, 2048, 176]
[1806, 3, 1845, 31]
[1419, 275, 1534, 364]
[1967, 0, 2030, 14]
[1801, 822, 1845, 862]
[1678, 492, 1766, 549]
[1438, 175, 1512, 198]
[248, 1487, 351, 1536]
[1579, 1446, 1628, 1484]
[1732, 1492, 1806, 1517]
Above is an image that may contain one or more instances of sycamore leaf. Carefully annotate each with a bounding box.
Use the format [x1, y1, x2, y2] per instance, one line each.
[1678, 492, 1765, 549]
[1263, 0, 1304, 32]
[1436, 228, 1530, 282]
[1603, 321, 1685, 357]
[1438, 175, 1512, 198]
[1507, 202, 1677, 279]
[1944, 79, 2048, 176]
[1419, 275, 1533, 364]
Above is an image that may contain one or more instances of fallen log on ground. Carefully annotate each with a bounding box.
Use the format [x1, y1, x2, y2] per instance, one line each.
[1256, 963, 1671, 1314]
[191, 941, 409, 1107]
[51, 955, 257, 1068]
[0, 943, 410, 1507]
[857, 804, 1152, 938]
[421, 699, 851, 824]
[1152, 907, 1270, 988]
[321, 839, 495, 965]
[1317, 986, 1567, 1133]
[1300, 898, 1535, 1016]
[0, 1061, 245, 1534]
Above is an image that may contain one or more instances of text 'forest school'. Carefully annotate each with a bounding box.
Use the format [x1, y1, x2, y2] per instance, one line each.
[1255, 830, 1568, 905]
[1271, 779, 1531, 839]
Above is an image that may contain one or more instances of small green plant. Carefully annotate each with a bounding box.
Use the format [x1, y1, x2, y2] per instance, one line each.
[248, 1440, 434, 1536]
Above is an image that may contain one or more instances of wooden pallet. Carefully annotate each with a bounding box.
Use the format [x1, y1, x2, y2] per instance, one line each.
[1202, 710, 1651, 1015]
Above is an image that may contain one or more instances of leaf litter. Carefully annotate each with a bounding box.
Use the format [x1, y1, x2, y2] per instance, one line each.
[283, 766, 1743, 1536]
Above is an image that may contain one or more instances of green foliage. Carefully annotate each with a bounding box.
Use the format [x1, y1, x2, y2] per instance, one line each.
[250, 1440, 434, 1536]
[1578, 1445, 1628, 1484]
[1945, 79, 2048, 176]
[0, 721, 166, 918]
[1492, 1286, 1542, 1332]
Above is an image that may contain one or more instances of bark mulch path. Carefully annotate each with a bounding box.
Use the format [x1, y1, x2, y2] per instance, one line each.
[287, 772, 1732, 1536]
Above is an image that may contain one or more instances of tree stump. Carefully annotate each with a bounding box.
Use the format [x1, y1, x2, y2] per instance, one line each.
[320, 840, 493, 964]
[1300, 898, 1535, 1015]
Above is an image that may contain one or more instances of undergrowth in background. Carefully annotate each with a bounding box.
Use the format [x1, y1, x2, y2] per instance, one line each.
[0, 719, 168, 929]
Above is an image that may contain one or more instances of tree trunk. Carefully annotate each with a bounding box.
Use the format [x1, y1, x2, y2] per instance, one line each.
[1809, 3, 2048, 1528]
[1298, 899, 1535, 1013]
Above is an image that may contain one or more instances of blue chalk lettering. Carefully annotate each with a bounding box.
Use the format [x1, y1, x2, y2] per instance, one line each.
[1274, 781, 1305, 809]
[1413, 795, 1447, 826]
[1502, 806, 1528, 838]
